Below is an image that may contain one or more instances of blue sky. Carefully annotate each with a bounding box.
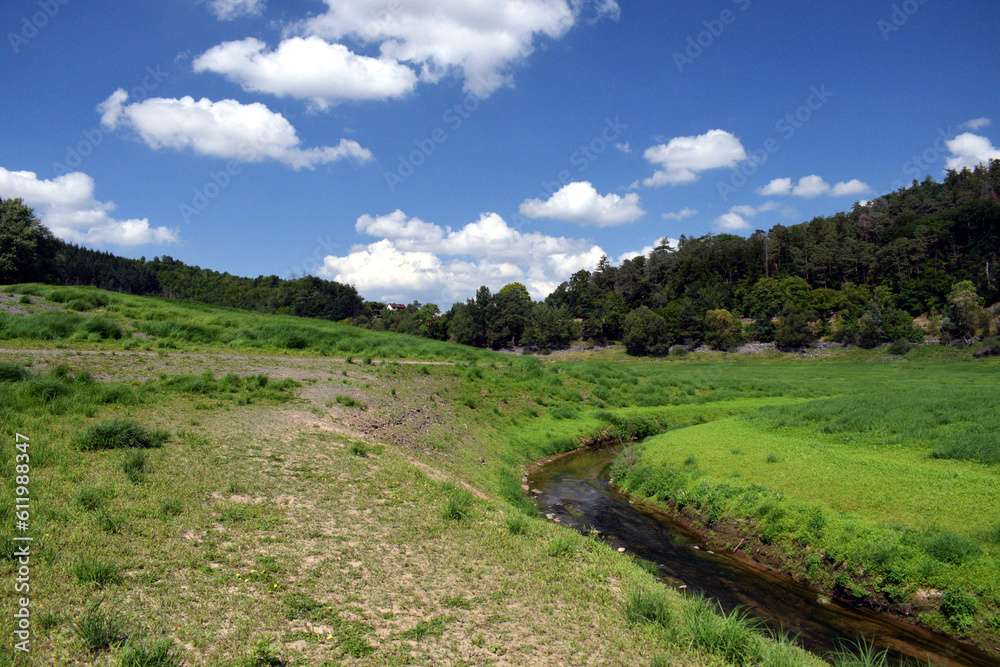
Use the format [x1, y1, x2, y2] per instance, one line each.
[2, 0, 998, 305]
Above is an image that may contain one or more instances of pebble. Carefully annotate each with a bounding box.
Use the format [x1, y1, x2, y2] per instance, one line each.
[617, 547, 626, 552]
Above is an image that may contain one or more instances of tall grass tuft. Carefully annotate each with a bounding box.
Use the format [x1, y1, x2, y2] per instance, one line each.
[75, 420, 168, 451]
[116, 637, 182, 667]
[682, 597, 763, 667]
[73, 556, 122, 587]
[624, 586, 672, 629]
[121, 450, 148, 483]
[76, 604, 128, 652]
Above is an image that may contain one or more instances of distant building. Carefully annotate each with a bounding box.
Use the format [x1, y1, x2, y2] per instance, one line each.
[386, 303, 408, 312]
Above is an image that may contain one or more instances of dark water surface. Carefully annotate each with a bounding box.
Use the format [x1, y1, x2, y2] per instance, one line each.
[528, 446, 999, 667]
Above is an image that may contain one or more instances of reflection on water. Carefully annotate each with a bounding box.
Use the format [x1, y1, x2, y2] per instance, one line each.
[529, 446, 998, 667]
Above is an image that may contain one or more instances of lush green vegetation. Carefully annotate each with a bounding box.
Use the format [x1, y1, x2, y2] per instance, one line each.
[609, 357, 1000, 645]
[5, 163, 998, 357]
[0, 287, 997, 663]
[0, 283, 487, 361]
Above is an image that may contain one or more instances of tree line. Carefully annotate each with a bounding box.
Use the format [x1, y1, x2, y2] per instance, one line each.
[2, 160, 998, 354]
[0, 198, 363, 322]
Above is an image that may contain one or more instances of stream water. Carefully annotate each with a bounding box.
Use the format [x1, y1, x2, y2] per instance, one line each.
[528, 446, 999, 667]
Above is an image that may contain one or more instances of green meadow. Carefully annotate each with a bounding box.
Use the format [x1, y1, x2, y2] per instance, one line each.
[0, 284, 998, 665]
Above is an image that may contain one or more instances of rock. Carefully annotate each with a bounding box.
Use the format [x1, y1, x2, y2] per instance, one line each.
[617, 547, 626, 553]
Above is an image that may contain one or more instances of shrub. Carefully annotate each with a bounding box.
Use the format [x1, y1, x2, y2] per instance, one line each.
[83, 316, 124, 340]
[74, 557, 122, 587]
[0, 362, 28, 382]
[75, 420, 168, 451]
[117, 637, 182, 667]
[704, 309, 743, 351]
[76, 605, 128, 652]
[888, 339, 913, 356]
[623, 307, 671, 356]
[915, 529, 981, 565]
[940, 589, 977, 634]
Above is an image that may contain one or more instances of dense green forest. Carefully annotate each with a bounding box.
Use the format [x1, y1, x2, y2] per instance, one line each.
[0, 198, 364, 322]
[2, 161, 999, 354]
[364, 161, 1000, 353]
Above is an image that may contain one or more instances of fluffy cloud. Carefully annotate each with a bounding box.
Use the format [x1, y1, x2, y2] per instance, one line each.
[0, 167, 175, 246]
[758, 175, 871, 198]
[193, 37, 417, 109]
[642, 129, 747, 187]
[945, 133, 1000, 172]
[299, 0, 617, 98]
[518, 181, 644, 227]
[207, 0, 264, 21]
[963, 117, 991, 130]
[318, 210, 608, 303]
[354, 210, 443, 246]
[98, 90, 372, 170]
[714, 202, 779, 232]
[662, 207, 697, 221]
[831, 179, 872, 197]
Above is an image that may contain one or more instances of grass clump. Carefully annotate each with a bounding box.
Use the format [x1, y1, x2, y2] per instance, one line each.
[75, 420, 168, 451]
[76, 485, 112, 512]
[121, 450, 148, 483]
[116, 637, 182, 667]
[624, 586, 672, 629]
[0, 362, 28, 382]
[239, 639, 286, 666]
[682, 598, 762, 667]
[335, 394, 367, 410]
[76, 604, 128, 652]
[440, 484, 474, 521]
[73, 556, 122, 587]
[399, 616, 450, 641]
[545, 535, 577, 558]
[506, 513, 529, 535]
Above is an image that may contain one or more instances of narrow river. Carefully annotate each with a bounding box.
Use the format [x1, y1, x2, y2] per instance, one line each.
[528, 445, 999, 667]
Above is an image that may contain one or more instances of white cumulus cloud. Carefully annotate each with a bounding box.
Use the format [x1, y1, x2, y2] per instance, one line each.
[298, 0, 617, 98]
[207, 0, 264, 21]
[662, 207, 697, 221]
[759, 175, 871, 198]
[714, 202, 778, 232]
[98, 89, 372, 170]
[945, 133, 1000, 172]
[0, 167, 175, 246]
[518, 181, 645, 227]
[641, 129, 747, 187]
[193, 37, 418, 109]
[318, 210, 609, 303]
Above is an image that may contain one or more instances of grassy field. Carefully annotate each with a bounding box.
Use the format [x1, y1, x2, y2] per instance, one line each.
[612, 361, 1000, 647]
[0, 284, 997, 665]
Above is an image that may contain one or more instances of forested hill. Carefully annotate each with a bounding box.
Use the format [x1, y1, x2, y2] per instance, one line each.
[0, 198, 363, 321]
[549, 160, 1000, 322]
[2, 161, 998, 353]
